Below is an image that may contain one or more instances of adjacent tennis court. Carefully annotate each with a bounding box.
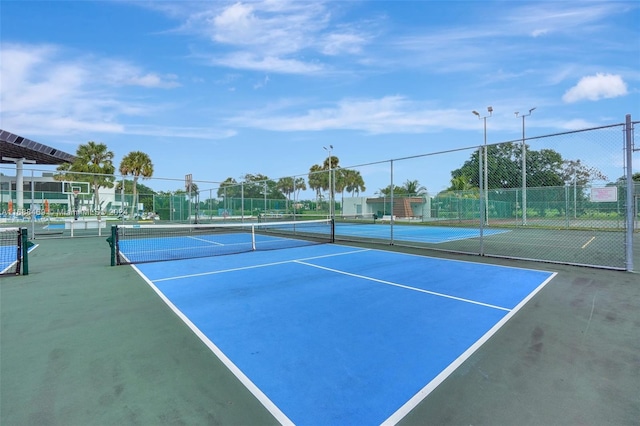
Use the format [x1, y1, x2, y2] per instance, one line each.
[115, 221, 556, 425]
[335, 222, 509, 243]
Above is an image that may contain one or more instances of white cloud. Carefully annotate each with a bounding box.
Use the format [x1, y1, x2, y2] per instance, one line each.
[175, 1, 371, 74]
[210, 1, 327, 55]
[321, 32, 366, 55]
[558, 118, 596, 130]
[531, 28, 549, 37]
[228, 96, 463, 134]
[562, 73, 628, 103]
[507, 3, 622, 37]
[212, 3, 261, 45]
[213, 52, 324, 74]
[0, 43, 194, 137]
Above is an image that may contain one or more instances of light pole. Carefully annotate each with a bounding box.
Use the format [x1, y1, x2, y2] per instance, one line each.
[323, 145, 333, 218]
[472, 106, 493, 225]
[515, 107, 535, 226]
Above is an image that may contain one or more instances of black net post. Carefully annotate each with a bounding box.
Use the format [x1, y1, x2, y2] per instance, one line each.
[330, 218, 335, 243]
[20, 228, 29, 275]
[107, 225, 118, 266]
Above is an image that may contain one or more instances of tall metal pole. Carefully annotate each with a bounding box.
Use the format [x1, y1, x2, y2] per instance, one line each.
[515, 107, 535, 226]
[390, 159, 395, 244]
[324, 145, 333, 218]
[478, 146, 485, 255]
[624, 114, 634, 272]
[473, 107, 492, 225]
[483, 116, 489, 225]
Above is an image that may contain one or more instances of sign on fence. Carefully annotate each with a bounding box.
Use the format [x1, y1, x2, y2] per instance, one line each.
[590, 186, 617, 202]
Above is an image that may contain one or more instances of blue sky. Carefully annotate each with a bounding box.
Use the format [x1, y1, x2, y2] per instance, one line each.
[1, 0, 639, 196]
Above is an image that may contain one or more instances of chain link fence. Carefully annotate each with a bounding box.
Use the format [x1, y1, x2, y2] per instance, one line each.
[1, 118, 636, 270]
[336, 121, 636, 270]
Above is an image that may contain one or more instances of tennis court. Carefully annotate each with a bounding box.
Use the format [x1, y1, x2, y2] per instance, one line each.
[118, 221, 555, 425]
[335, 222, 509, 243]
[330, 221, 628, 269]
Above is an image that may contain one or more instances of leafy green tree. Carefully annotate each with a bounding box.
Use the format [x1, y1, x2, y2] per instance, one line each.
[119, 151, 154, 216]
[115, 180, 156, 214]
[56, 141, 115, 219]
[240, 173, 284, 200]
[452, 143, 607, 190]
[561, 159, 608, 185]
[451, 143, 608, 217]
[217, 177, 241, 199]
[447, 175, 473, 192]
[610, 172, 640, 204]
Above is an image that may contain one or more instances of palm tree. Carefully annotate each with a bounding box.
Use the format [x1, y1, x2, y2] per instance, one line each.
[403, 179, 427, 196]
[56, 141, 115, 220]
[308, 164, 324, 209]
[119, 151, 154, 217]
[276, 177, 307, 212]
[322, 155, 340, 194]
[277, 177, 295, 211]
[294, 177, 307, 201]
[343, 169, 366, 197]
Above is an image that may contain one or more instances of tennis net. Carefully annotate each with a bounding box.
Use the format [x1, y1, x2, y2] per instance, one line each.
[109, 218, 335, 265]
[1, 227, 26, 275]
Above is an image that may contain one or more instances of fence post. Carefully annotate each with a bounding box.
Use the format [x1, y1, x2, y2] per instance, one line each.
[478, 147, 485, 255]
[390, 160, 394, 245]
[20, 228, 29, 275]
[107, 225, 117, 266]
[624, 114, 634, 272]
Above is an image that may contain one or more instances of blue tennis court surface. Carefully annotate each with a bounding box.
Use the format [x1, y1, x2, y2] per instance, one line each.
[1, 245, 19, 273]
[335, 222, 509, 243]
[1, 243, 36, 274]
[133, 243, 555, 425]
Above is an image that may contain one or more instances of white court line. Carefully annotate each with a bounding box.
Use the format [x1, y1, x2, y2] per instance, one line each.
[382, 271, 557, 425]
[294, 260, 511, 312]
[581, 236, 596, 249]
[187, 235, 224, 245]
[153, 248, 372, 282]
[130, 263, 295, 426]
